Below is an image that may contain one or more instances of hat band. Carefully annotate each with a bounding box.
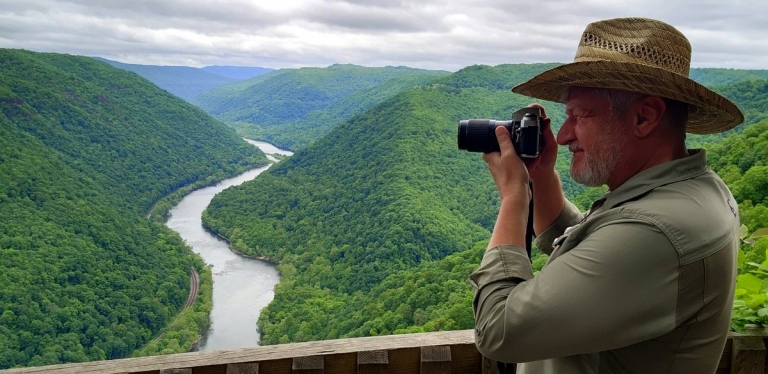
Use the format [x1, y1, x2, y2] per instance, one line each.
[578, 32, 689, 76]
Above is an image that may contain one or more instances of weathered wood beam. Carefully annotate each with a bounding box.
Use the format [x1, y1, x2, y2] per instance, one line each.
[730, 336, 765, 374]
[226, 362, 259, 374]
[0, 330, 475, 374]
[292, 355, 324, 374]
[420, 346, 451, 374]
[357, 350, 388, 374]
[159, 369, 192, 374]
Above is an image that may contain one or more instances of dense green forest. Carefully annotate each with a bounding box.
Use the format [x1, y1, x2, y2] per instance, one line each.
[0, 49, 267, 368]
[203, 63, 768, 344]
[193, 64, 448, 150]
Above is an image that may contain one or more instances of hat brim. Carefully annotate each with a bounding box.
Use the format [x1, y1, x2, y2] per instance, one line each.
[512, 60, 744, 134]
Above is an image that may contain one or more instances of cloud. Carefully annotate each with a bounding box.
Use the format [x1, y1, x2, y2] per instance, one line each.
[0, 0, 766, 71]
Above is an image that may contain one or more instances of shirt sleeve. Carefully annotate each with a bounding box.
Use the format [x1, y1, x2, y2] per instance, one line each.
[534, 199, 583, 255]
[470, 218, 679, 363]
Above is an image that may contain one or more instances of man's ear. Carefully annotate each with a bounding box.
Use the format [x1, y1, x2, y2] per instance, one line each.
[633, 96, 666, 138]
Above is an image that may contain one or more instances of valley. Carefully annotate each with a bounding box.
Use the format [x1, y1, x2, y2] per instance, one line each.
[2, 48, 768, 370]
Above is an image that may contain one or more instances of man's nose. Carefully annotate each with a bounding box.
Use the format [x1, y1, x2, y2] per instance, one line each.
[557, 118, 574, 146]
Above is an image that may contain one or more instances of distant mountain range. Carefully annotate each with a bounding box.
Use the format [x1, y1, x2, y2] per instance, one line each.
[91, 57, 272, 101]
[200, 65, 274, 80]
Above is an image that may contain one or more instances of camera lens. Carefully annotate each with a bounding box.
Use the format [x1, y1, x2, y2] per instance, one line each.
[458, 120, 512, 153]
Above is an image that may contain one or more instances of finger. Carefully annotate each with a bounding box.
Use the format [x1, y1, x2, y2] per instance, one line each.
[528, 103, 547, 119]
[494, 126, 514, 154]
[482, 151, 494, 164]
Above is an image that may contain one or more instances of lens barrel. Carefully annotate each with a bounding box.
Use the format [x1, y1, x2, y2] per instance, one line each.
[457, 120, 514, 153]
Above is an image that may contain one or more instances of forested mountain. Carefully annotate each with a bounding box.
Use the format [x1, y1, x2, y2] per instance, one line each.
[203, 64, 768, 344]
[0, 49, 267, 368]
[192, 65, 768, 151]
[193, 64, 449, 150]
[690, 68, 768, 86]
[248, 73, 453, 150]
[200, 65, 274, 80]
[92, 58, 240, 102]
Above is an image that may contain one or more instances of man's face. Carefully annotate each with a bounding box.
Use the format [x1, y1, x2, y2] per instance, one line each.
[557, 89, 630, 187]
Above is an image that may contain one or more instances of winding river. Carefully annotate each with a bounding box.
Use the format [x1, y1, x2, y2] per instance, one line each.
[164, 140, 292, 351]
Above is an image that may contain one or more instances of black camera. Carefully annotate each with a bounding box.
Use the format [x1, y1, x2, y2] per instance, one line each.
[457, 107, 543, 158]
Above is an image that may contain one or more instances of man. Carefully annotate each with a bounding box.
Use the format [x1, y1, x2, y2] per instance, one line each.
[470, 18, 744, 373]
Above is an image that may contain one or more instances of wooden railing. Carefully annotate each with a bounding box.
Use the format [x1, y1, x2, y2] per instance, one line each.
[1, 330, 767, 374]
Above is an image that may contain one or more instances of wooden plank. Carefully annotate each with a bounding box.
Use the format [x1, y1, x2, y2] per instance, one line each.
[420, 346, 450, 374]
[324, 353, 356, 374]
[226, 363, 259, 374]
[0, 330, 475, 374]
[387, 348, 419, 374]
[259, 358, 292, 374]
[159, 369, 192, 374]
[191, 364, 227, 374]
[719, 338, 732, 371]
[730, 336, 765, 374]
[447, 344, 481, 374]
[292, 356, 324, 374]
[357, 350, 388, 374]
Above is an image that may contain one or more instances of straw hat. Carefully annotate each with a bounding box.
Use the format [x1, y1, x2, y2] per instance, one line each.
[512, 17, 743, 134]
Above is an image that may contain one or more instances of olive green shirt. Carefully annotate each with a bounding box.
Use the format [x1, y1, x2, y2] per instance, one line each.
[470, 150, 739, 373]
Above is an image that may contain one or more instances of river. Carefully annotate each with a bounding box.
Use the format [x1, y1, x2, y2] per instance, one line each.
[164, 140, 293, 351]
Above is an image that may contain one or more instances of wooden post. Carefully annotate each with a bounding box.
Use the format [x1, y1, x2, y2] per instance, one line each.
[421, 346, 451, 374]
[227, 362, 260, 374]
[159, 369, 192, 374]
[731, 336, 765, 374]
[293, 355, 325, 374]
[358, 350, 388, 374]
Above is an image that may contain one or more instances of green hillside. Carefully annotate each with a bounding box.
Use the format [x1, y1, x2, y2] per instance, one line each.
[690, 68, 768, 86]
[203, 64, 768, 344]
[0, 49, 267, 368]
[251, 73, 452, 150]
[92, 58, 240, 102]
[193, 64, 448, 150]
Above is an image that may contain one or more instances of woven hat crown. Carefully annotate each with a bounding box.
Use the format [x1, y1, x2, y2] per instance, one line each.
[575, 18, 691, 76]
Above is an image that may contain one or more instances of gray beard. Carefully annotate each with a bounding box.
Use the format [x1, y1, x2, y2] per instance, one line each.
[570, 122, 626, 187]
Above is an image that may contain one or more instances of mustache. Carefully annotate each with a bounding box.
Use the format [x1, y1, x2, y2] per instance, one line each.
[568, 142, 583, 152]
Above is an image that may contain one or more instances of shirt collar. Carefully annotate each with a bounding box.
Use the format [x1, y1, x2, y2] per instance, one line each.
[601, 149, 709, 210]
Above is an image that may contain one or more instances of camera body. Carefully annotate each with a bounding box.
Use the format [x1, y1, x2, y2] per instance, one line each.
[458, 107, 543, 158]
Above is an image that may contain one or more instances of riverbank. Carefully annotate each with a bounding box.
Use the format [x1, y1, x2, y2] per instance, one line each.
[204, 228, 278, 266]
[131, 266, 213, 357]
[145, 158, 271, 221]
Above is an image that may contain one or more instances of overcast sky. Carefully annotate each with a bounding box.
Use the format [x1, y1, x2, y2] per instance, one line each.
[1, 0, 766, 71]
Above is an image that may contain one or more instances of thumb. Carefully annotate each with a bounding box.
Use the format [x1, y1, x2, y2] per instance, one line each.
[495, 126, 514, 154]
